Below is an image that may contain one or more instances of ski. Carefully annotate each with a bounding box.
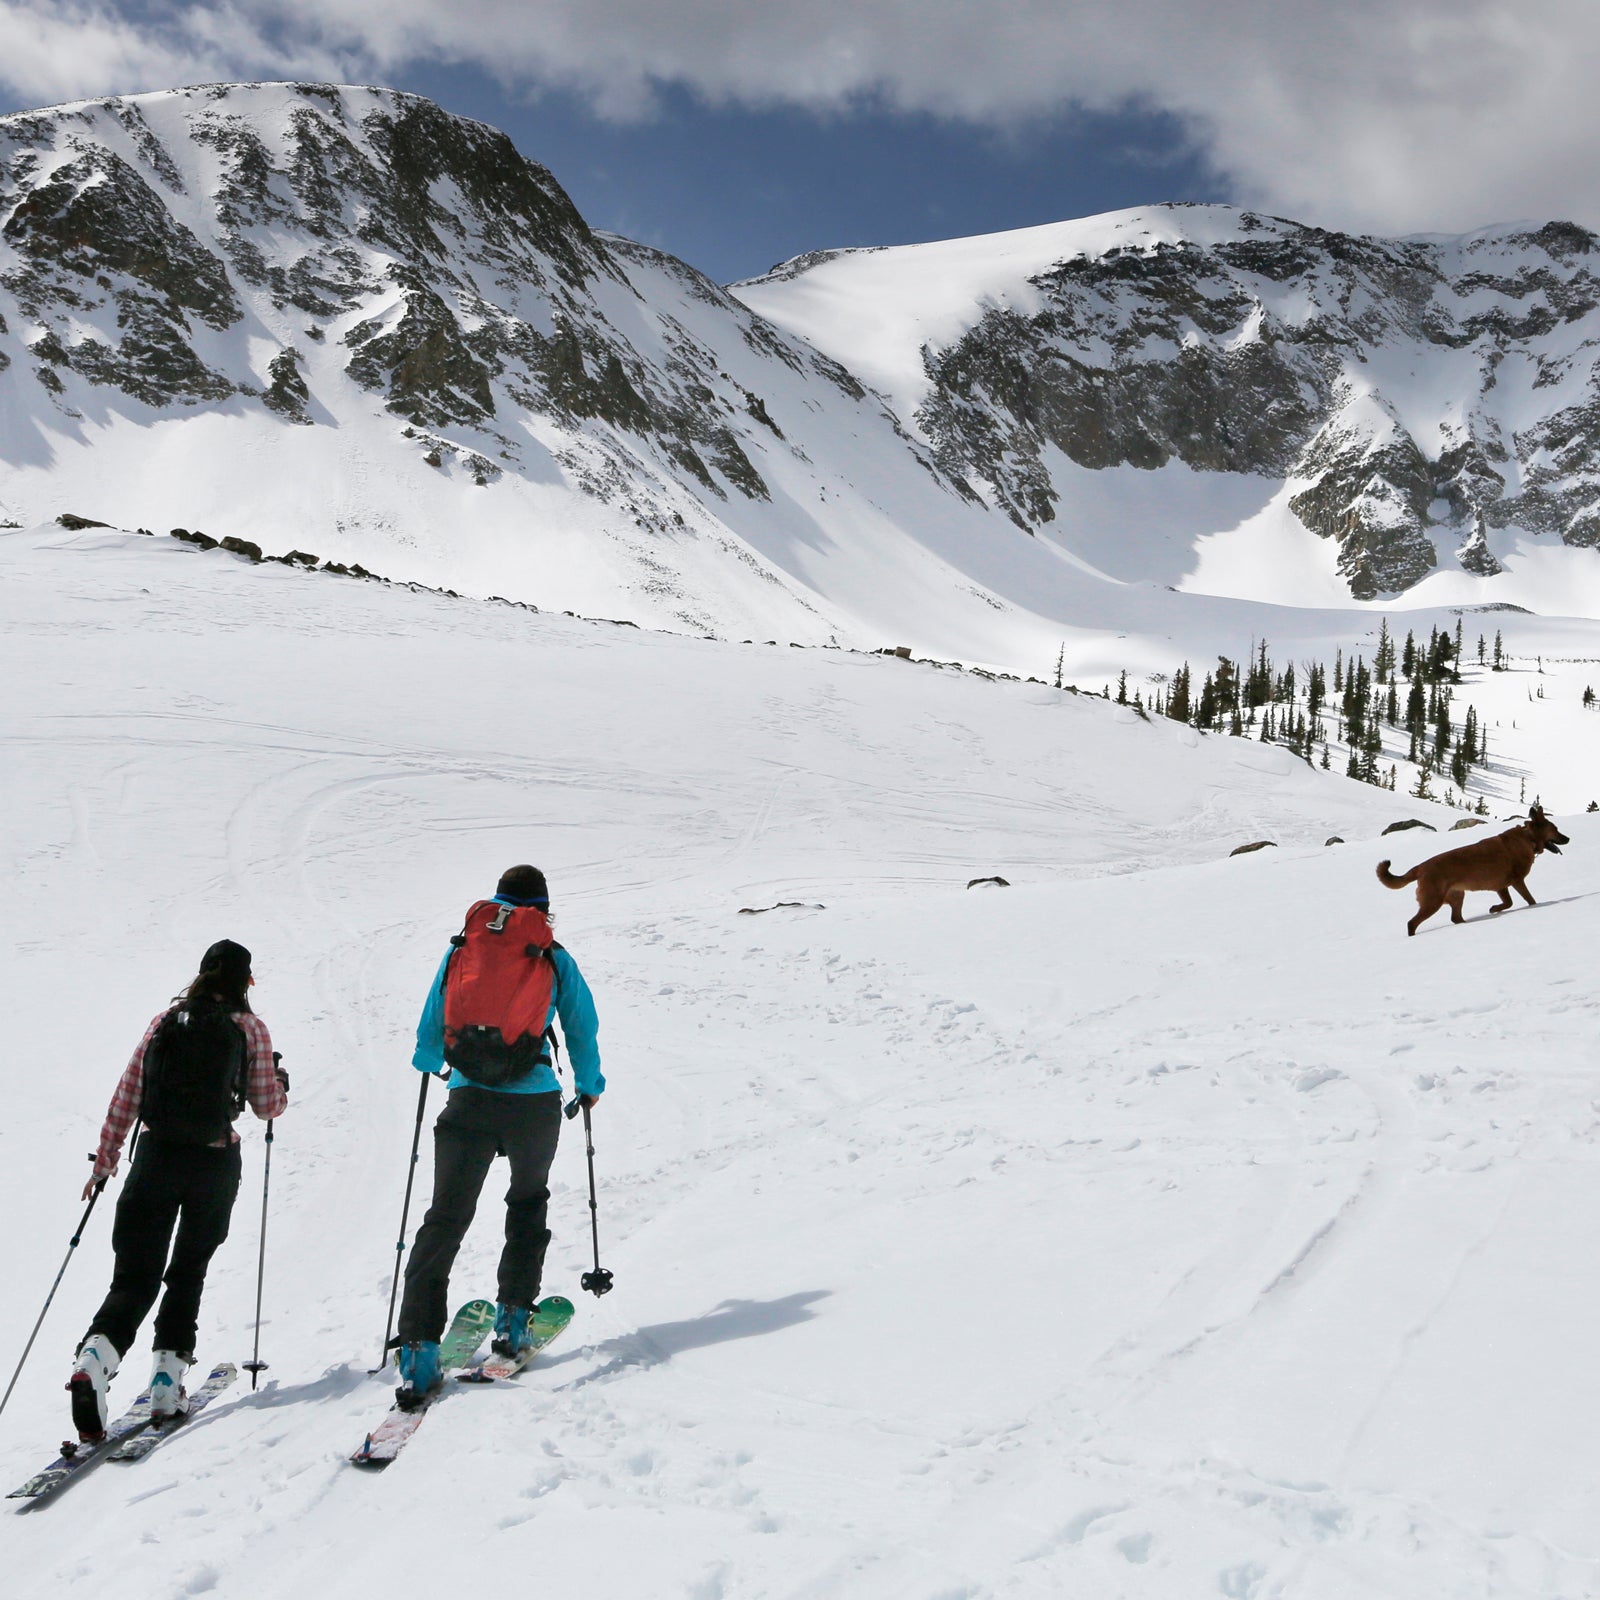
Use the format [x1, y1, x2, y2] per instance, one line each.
[349, 1299, 494, 1468]
[107, 1363, 238, 1462]
[458, 1295, 574, 1383]
[7, 1361, 240, 1506]
[8, 1388, 158, 1505]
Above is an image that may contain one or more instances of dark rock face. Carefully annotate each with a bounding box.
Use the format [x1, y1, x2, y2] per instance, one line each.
[262, 348, 310, 422]
[1288, 424, 1436, 598]
[3, 140, 239, 404]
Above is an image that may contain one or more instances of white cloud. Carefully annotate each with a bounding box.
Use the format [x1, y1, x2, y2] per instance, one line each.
[0, 1, 339, 108]
[2, 0, 1598, 238]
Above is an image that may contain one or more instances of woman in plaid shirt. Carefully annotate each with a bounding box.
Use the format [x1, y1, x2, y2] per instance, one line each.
[68, 940, 287, 1440]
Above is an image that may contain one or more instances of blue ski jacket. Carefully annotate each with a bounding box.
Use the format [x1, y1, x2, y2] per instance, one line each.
[412, 896, 604, 1099]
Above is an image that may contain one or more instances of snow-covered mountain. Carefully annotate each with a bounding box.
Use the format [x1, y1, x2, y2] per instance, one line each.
[10, 84, 1600, 667]
[0, 81, 1038, 649]
[738, 206, 1600, 602]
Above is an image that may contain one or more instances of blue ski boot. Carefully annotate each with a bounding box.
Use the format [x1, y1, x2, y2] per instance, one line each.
[491, 1302, 539, 1359]
[395, 1341, 441, 1411]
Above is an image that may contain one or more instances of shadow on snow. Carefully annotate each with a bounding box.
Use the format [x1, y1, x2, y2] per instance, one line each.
[545, 1290, 832, 1387]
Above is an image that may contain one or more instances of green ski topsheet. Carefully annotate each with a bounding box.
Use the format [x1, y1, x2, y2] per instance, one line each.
[350, 1299, 495, 1466]
[462, 1294, 575, 1382]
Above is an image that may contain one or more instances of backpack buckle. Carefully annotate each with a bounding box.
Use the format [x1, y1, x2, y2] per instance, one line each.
[487, 905, 512, 933]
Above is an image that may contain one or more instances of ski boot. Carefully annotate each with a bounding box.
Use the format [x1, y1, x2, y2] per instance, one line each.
[149, 1350, 192, 1422]
[68, 1334, 120, 1442]
[395, 1341, 442, 1412]
[491, 1301, 540, 1359]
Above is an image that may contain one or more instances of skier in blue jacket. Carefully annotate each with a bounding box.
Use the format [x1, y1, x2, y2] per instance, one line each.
[394, 865, 603, 1406]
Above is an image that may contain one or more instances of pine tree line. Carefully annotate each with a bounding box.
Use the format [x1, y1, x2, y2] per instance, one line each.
[1135, 620, 1498, 807]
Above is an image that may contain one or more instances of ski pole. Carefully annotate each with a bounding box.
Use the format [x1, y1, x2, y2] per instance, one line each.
[566, 1100, 613, 1297]
[371, 1072, 431, 1372]
[0, 1123, 139, 1427]
[242, 1105, 275, 1391]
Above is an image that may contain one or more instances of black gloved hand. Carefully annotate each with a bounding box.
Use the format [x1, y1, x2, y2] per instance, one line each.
[275, 1066, 290, 1093]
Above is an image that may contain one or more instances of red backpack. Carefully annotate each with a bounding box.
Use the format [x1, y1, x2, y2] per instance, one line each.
[442, 901, 557, 1087]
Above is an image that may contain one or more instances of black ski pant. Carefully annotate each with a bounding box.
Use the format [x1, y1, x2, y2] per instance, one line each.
[84, 1135, 242, 1360]
[397, 1087, 563, 1345]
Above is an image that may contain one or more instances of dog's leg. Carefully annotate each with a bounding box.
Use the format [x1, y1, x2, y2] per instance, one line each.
[1448, 891, 1466, 924]
[1408, 892, 1441, 936]
[1514, 878, 1537, 907]
[1488, 888, 1514, 915]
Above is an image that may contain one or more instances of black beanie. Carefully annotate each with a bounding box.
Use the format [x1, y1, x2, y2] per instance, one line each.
[495, 865, 549, 905]
[201, 938, 252, 987]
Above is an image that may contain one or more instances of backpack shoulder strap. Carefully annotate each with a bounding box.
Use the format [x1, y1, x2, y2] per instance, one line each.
[227, 1013, 250, 1111]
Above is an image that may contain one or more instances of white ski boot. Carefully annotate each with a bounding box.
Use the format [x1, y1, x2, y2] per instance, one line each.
[68, 1334, 121, 1440]
[149, 1349, 192, 1421]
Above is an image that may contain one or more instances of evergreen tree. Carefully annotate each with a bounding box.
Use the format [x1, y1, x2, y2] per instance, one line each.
[1374, 618, 1394, 682]
[1215, 656, 1239, 715]
[1167, 663, 1191, 722]
[1477, 634, 1486, 665]
[1361, 718, 1383, 784]
[1406, 678, 1426, 739]
[1402, 629, 1417, 679]
[1493, 629, 1505, 670]
[1116, 669, 1128, 705]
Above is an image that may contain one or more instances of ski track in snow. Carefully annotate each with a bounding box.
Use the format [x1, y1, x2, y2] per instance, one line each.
[4, 527, 1600, 1597]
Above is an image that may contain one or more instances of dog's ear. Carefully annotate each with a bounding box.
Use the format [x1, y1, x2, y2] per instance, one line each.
[1530, 804, 1544, 820]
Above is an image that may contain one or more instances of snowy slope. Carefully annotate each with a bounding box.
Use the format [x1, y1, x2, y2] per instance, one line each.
[4, 524, 1599, 1596]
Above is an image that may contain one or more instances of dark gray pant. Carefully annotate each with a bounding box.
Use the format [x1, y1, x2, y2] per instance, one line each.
[85, 1135, 242, 1359]
[396, 1087, 563, 1344]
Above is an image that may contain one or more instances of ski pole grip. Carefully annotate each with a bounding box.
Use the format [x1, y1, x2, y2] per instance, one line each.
[564, 1097, 582, 1120]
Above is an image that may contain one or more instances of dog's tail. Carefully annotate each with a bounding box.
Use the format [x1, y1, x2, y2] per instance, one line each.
[1375, 859, 1418, 889]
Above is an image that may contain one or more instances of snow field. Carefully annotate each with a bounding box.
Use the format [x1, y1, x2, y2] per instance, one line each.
[1, 524, 1597, 1597]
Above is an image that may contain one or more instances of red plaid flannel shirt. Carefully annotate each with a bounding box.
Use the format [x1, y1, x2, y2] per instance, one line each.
[92, 1011, 286, 1178]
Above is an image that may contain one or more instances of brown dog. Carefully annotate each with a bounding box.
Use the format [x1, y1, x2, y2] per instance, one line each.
[1377, 805, 1570, 935]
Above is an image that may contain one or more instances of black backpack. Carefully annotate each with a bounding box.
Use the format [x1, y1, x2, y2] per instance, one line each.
[140, 1001, 249, 1145]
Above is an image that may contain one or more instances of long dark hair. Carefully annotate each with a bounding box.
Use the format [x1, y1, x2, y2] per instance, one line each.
[174, 964, 252, 1014]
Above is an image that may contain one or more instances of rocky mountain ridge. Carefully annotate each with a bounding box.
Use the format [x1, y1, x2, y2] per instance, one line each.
[736, 207, 1600, 600]
[4, 84, 1600, 649]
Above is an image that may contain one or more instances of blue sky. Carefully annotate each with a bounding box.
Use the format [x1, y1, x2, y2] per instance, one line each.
[397, 65, 1225, 284]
